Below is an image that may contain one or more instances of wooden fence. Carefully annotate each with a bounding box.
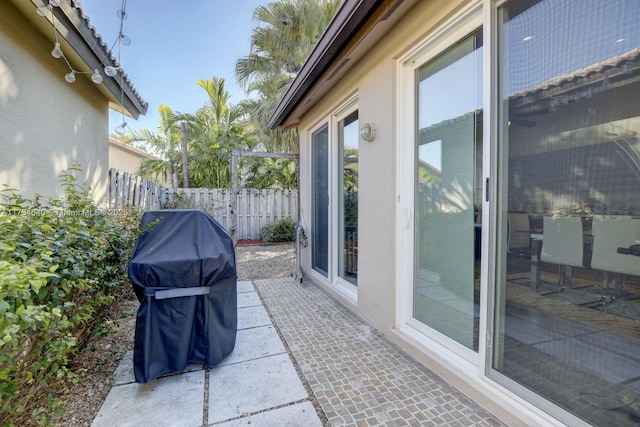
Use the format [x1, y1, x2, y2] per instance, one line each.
[160, 188, 298, 241]
[108, 168, 160, 210]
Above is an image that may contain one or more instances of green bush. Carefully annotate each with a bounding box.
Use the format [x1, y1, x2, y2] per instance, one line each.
[259, 218, 296, 244]
[0, 167, 142, 426]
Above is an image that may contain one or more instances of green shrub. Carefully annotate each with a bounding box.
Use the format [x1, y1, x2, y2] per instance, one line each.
[259, 218, 296, 244]
[0, 167, 142, 426]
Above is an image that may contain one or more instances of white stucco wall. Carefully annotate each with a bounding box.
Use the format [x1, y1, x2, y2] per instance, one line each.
[0, 2, 109, 205]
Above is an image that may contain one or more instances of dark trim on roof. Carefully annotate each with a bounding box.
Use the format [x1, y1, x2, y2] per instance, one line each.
[268, 0, 382, 129]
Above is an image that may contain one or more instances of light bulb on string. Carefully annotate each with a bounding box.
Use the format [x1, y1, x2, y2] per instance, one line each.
[65, 71, 76, 83]
[115, 121, 127, 135]
[51, 42, 63, 58]
[119, 33, 131, 46]
[117, 9, 127, 19]
[91, 69, 103, 84]
[104, 65, 118, 77]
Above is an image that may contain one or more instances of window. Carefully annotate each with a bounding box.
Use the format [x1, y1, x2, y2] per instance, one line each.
[413, 29, 483, 351]
[310, 100, 359, 294]
[311, 124, 329, 277]
[493, 1, 640, 425]
[339, 111, 359, 286]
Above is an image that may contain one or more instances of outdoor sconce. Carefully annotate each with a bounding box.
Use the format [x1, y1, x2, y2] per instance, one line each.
[360, 122, 376, 142]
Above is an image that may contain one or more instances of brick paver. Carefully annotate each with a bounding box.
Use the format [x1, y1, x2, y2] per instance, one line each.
[254, 277, 505, 427]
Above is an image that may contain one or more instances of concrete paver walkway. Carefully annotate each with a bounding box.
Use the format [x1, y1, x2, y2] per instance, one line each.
[92, 278, 505, 426]
[92, 280, 322, 426]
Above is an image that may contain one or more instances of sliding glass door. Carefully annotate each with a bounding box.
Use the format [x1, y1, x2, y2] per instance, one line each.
[310, 100, 359, 291]
[311, 125, 329, 277]
[414, 29, 483, 351]
[493, 1, 640, 425]
[338, 111, 359, 286]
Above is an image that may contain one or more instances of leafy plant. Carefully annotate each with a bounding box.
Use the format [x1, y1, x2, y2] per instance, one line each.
[259, 218, 296, 244]
[0, 167, 142, 426]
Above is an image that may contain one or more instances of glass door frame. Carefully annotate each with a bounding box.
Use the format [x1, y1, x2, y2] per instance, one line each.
[309, 121, 331, 280]
[331, 96, 359, 298]
[307, 95, 360, 303]
[395, 1, 485, 366]
[397, 1, 599, 424]
[484, 1, 627, 425]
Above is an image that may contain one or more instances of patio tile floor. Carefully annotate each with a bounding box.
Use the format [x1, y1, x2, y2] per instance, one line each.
[254, 277, 504, 427]
[93, 278, 505, 426]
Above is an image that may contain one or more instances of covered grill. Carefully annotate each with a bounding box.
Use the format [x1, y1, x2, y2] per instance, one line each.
[128, 209, 236, 383]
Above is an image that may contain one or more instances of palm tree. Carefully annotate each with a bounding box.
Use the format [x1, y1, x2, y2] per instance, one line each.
[179, 77, 254, 188]
[236, 0, 341, 153]
[134, 105, 183, 187]
[244, 157, 298, 189]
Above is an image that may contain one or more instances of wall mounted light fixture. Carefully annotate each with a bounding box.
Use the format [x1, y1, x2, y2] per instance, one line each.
[360, 122, 376, 142]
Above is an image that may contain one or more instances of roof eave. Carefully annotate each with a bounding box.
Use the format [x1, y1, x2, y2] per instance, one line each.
[268, 0, 380, 129]
[29, 0, 148, 118]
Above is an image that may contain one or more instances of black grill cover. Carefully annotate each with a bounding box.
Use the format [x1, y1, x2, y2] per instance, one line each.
[128, 209, 237, 383]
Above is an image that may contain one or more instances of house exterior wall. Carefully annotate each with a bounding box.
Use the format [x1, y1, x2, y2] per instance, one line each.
[109, 140, 165, 187]
[109, 142, 143, 172]
[294, 0, 640, 425]
[109, 145, 143, 176]
[294, 1, 565, 425]
[0, 2, 109, 205]
[299, 0, 459, 329]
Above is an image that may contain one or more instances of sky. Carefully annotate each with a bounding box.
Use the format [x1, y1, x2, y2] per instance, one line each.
[81, 0, 267, 134]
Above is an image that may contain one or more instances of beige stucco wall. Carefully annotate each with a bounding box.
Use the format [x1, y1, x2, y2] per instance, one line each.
[109, 141, 165, 187]
[109, 145, 145, 177]
[0, 2, 109, 205]
[297, 0, 466, 332]
[108, 142, 147, 174]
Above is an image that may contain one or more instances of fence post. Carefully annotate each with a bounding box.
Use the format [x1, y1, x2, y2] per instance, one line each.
[108, 168, 159, 211]
[230, 153, 238, 245]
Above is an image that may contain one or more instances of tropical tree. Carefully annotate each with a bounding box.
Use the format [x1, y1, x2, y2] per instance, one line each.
[180, 77, 254, 188]
[244, 158, 298, 189]
[133, 78, 254, 189]
[134, 105, 183, 187]
[236, 0, 341, 154]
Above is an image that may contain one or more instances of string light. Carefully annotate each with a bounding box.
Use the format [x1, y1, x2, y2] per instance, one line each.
[36, 0, 134, 134]
[65, 71, 76, 83]
[111, 0, 132, 136]
[51, 42, 63, 58]
[119, 34, 131, 46]
[114, 121, 128, 135]
[91, 69, 103, 84]
[104, 65, 119, 77]
[37, 0, 131, 89]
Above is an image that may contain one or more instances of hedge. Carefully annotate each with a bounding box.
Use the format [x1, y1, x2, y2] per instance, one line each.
[0, 168, 142, 426]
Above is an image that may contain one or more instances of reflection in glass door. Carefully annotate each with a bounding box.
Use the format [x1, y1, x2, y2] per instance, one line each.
[414, 30, 483, 351]
[312, 125, 329, 277]
[339, 111, 358, 285]
[494, 1, 640, 425]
